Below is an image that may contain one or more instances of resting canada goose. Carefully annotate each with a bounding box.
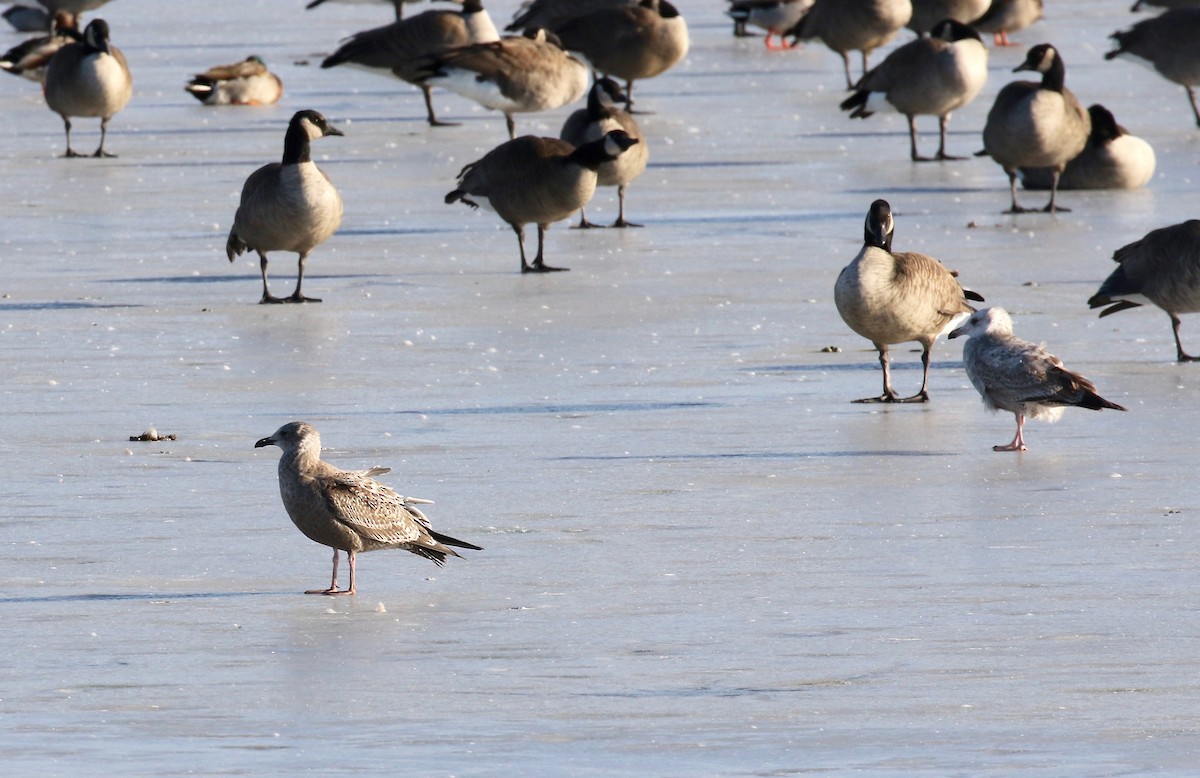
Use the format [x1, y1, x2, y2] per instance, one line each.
[834, 199, 983, 403]
[1107, 9, 1200, 128]
[726, 0, 814, 50]
[786, 0, 913, 89]
[423, 28, 587, 138]
[971, 0, 1042, 46]
[1019, 104, 1155, 190]
[907, 0, 988, 32]
[321, 0, 498, 126]
[226, 110, 344, 304]
[981, 43, 1089, 213]
[0, 10, 79, 83]
[560, 78, 648, 227]
[507, 0, 632, 33]
[43, 18, 131, 158]
[948, 308, 1126, 452]
[840, 19, 987, 161]
[551, 0, 689, 109]
[1088, 220, 1200, 362]
[185, 56, 282, 106]
[445, 130, 640, 273]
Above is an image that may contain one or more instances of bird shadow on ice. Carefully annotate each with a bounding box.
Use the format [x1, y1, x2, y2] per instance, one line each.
[745, 360, 964, 373]
[398, 400, 720, 415]
[0, 591, 282, 605]
[557, 450, 948, 461]
[101, 272, 394, 285]
[0, 301, 142, 312]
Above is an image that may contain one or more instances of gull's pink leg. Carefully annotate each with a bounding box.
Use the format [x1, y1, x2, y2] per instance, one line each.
[306, 548, 342, 594]
[993, 414, 1028, 452]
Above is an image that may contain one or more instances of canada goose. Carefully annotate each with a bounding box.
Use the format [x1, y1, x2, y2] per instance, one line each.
[35, 0, 109, 13]
[304, 0, 442, 21]
[840, 19, 987, 161]
[726, 0, 814, 50]
[43, 18, 131, 158]
[1131, 0, 1200, 9]
[423, 28, 588, 139]
[226, 110, 344, 304]
[786, 0, 913, 89]
[1019, 104, 1155, 190]
[445, 130, 640, 272]
[185, 56, 283, 106]
[981, 43, 1090, 213]
[1107, 9, 1200, 128]
[254, 422, 481, 596]
[550, 0, 689, 109]
[1088, 220, 1200, 362]
[321, 0, 498, 127]
[3, 4, 52, 32]
[907, 0, 988, 32]
[834, 199, 984, 403]
[560, 78, 648, 227]
[507, 0, 633, 33]
[948, 308, 1126, 452]
[971, 0, 1042, 46]
[0, 10, 79, 83]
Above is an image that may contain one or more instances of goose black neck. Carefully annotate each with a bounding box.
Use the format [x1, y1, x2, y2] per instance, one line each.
[282, 123, 313, 165]
[1040, 54, 1066, 93]
[586, 88, 617, 121]
[568, 138, 617, 171]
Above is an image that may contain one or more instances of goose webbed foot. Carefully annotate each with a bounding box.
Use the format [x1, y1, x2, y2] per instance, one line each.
[610, 218, 642, 228]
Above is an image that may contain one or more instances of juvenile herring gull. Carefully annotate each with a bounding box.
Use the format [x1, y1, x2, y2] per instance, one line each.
[948, 307, 1126, 451]
[255, 421, 482, 595]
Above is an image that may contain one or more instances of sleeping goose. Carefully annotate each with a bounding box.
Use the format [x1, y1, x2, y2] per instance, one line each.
[321, 0, 498, 127]
[907, 0, 988, 32]
[559, 78, 648, 227]
[981, 43, 1090, 213]
[445, 129, 640, 272]
[185, 56, 283, 105]
[1088, 220, 1200, 362]
[226, 110, 344, 304]
[726, 0, 814, 50]
[1019, 104, 1155, 190]
[840, 19, 987, 161]
[0, 10, 79, 83]
[1106, 8, 1200, 128]
[43, 18, 131, 158]
[834, 199, 984, 403]
[786, 0, 913, 89]
[423, 28, 587, 138]
[971, 0, 1042, 46]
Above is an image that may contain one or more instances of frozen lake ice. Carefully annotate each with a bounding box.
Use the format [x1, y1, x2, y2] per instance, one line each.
[3, 0, 1200, 773]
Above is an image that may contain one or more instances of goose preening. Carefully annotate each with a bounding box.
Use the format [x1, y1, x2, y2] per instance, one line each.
[981, 43, 1089, 213]
[255, 422, 482, 596]
[0, 10, 79, 83]
[907, 0, 988, 33]
[423, 28, 587, 138]
[225, 110, 344, 304]
[559, 78, 648, 228]
[1019, 104, 1155, 191]
[320, 0, 499, 127]
[971, 0, 1042, 46]
[1088, 220, 1200, 362]
[1106, 9, 1200, 128]
[786, 0, 912, 89]
[949, 307, 1126, 452]
[43, 18, 131, 158]
[840, 19, 987, 162]
[185, 56, 282, 106]
[445, 130, 640, 272]
[834, 199, 984, 403]
[726, 0, 813, 50]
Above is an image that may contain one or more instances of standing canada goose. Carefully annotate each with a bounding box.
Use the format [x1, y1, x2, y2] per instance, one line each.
[786, 0, 913, 89]
[550, 0, 689, 109]
[320, 0, 498, 127]
[1019, 104, 1155, 191]
[0, 10, 79, 83]
[834, 199, 984, 403]
[971, 0, 1042, 46]
[1107, 9, 1200, 128]
[506, 0, 633, 33]
[726, 0, 814, 50]
[423, 28, 587, 139]
[445, 129, 640, 272]
[43, 18, 131, 158]
[948, 308, 1126, 452]
[559, 78, 648, 227]
[254, 422, 481, 596]
[226, 110, 344, 304]
[1088, 220, 1200, 362]
[185, 56, 283, 106]
[839, 19, 987, 161]
[907, 0, 988, 32]
[981, 43, 1090, 213]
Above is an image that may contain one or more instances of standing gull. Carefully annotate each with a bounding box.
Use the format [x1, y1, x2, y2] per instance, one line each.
[834, 199, 984, 403]
[255, 422, 482, 596]
[949, 307, 1126, 451]
[1088, 220, 1200, 362]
